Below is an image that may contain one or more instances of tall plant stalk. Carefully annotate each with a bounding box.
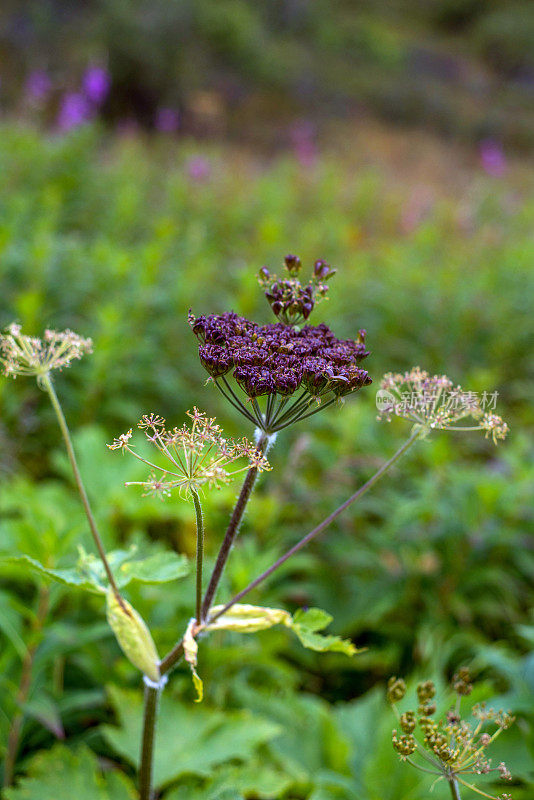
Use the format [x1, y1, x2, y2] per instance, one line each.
[41, 373, 123, 606]
[448, 776, 462, 800]
[191, 488, 204, 625]
[200, 432, 269, 620]
[139, 683, 160, 800]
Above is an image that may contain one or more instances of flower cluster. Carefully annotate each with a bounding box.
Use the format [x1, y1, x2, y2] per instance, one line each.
[388, 670, 514, 800]
[377, 367, 509, 443]
[258, 254, 336, 326]
[0, 324, 93, 382]
[108, 408, 271, 499]
[189, 309, 371, 432]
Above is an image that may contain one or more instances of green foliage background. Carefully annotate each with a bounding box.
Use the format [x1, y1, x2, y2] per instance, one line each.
[0, 123, 533, 797]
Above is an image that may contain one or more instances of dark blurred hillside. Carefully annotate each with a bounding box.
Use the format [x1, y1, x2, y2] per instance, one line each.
[1, 0, 534, 149]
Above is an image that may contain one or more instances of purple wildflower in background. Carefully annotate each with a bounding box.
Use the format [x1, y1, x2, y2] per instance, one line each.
[186, 156, 212, 182]
[479, 139, 506, 177]
[289, 120, 317, 169]
[57, 92, 92, 131]
[26, 70, 52, 102]
[155, 107, 180, 133]
[82, 65, 111, 106]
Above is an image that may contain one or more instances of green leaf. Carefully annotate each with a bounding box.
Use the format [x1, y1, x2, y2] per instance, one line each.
[0, 546, 188, 595]
[288, 608, 359, 656]
[3, 744, 136, 800]
[23, 692, 65, 738]
[116, 550, 189, 585]
[165, 760, 293, 800]
[205, 604, 358, 657]
[0, 554, 105, 594]
[102, 685, 281, 789]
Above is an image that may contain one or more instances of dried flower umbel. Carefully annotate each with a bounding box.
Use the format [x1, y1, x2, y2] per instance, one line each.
[378, 368, 509, 444]
[388, 669, 515, 800]
[0, 323, 92, 384]
[108, 408, 270, 499]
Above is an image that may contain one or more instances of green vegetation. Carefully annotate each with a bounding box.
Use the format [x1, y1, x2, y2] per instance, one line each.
[0, 123, 533, 797]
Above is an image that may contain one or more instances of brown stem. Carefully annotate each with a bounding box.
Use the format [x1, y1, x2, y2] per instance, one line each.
[200, 433, 268, 621]
[3, 585, 50, 787]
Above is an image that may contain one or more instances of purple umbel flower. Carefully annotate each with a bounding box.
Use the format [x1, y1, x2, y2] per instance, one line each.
[83, 65, 111, 106]
[186, 156, 212, 182]
[479, 139, 506, 177]
[189, 261, 371, 434]
[57, 92, 92, 131]
[26, 70, 52, 102]
[155, 107, 180, 133]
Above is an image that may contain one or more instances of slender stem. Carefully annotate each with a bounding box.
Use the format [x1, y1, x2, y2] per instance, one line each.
[191, 488, 204, 625]
[3, 586, 49, 787]
[207, 428, 422, 624]
[448, 776, 462, 800]
[200, 432, 269, 621]
[139, 684, 160, 800]
[41, 373, 123, 605]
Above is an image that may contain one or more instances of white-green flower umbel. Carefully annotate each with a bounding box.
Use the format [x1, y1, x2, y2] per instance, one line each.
[0, 323, 93, 382]
[378, 367, 509, 444]
[108, 408, 271, 499]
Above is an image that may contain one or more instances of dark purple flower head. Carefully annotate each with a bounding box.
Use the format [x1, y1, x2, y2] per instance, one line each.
[189, 301, 371, 432]
[83, 65, 111, 106]
[57, 92, 92, 131]
[259, 254, 337, 326]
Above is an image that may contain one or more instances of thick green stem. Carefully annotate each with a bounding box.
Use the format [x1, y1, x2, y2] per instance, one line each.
[208, 428, 422, 624]
[42, 373, 123, 604]
[448, 776, 462, 800]
[191, 488, 204, 625]
[139, 683, 160, 800]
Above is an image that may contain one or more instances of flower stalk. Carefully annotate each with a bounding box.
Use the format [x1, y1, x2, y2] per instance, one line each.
[41, 373, 124, 605]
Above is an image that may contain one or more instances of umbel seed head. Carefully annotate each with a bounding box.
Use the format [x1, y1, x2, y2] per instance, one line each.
[0, 324, 92, 383]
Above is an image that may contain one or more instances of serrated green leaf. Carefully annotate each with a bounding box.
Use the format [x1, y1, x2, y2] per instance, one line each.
[116, 550, 189, 585]
[0, 554, 105, 594]
[0, 547, 188, 595]
[101, 685, 281, 789]
[292, 608, 333, 632]
[288, 607, 359, 656]
[3, 744, 136, 800]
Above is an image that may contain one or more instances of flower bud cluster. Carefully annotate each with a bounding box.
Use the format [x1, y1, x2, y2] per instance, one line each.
[258, 254, 336, 326]
[387, 671, 515, 797]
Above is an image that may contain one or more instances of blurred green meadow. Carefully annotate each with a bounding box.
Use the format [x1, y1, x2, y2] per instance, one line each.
[0, 122, 533, 798]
